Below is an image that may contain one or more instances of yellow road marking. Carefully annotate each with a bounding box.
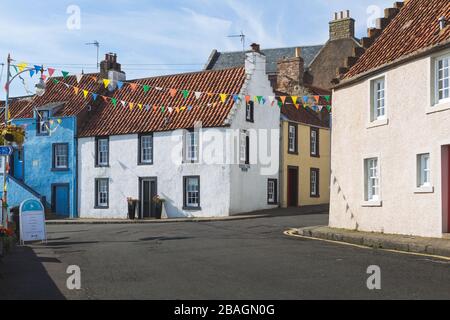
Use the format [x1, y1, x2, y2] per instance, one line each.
[284, 229, 450, 262]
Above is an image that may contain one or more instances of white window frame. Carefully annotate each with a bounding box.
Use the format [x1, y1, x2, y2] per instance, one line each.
[53, 144, 68, 169]
[184, 130, 199, 163]
[435, 54, 450, 105]
[311, 169, 318, 197]
[96, 178, 109, 208]
[184, 176, 200, 209]
[239, 130, 249, 165]
[139, 134, 153, 164]
[267, 179, 277, 204]
[414, 153, 434, 194]
[371, 77, 386, 121]
[310, 128, 318, 156]
[362, 157, 382, 206]
[37, 110, 50, 134]
[288, 124, 296, 153]
[97, 138, 109, 166]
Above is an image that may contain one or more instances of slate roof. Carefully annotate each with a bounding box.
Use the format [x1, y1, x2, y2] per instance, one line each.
[344, 0, 450, 80]
[205, 45, 323, 74]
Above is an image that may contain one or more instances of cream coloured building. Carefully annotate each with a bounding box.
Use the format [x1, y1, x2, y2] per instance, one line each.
[329, 0, 450, 238]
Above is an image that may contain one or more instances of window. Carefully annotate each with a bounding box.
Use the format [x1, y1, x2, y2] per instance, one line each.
[310, 127, 319, 157]
[52, 143, 68, 170]
[288, 123, 297, 154]
[183, 176, 200, 209]
[95, 137, 109, 167]
[246, 101, 254, 122]
[267, 179, 278, 204]
[37, 110, 50, 135]
[239, 130, 250, 165]
[138, 134, 153, 165]
[436, 55, 450, 103]
[417, 153, 431, 187]
[184, 130, 199, 163]
[310, 168, 320, 197]
[365, 158, 380, 201]
[95, 178, 109, 208]
[371, 77, 386, 121]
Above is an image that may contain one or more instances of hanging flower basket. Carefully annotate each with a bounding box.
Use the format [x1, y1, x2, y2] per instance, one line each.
[0, 125, 25, 147]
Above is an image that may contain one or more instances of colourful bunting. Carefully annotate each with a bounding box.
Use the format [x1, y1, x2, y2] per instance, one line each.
[280, 96, 286, 105]
[92, 93, 98, 101]
[47, 68, 55, 77]
[17, 62, 27, 72]
[76, 74, 83, 84]
[29, 70, 35, 77]
[61, 71, 69, 79]
[129, 103, 134, 110]
[111, 98, 117, 107]
[220, 94, 228, 103]
[314, 96, 320, 104]
[194, 92, 202, 99]
[291, 96, 298, 105]
[324, 95, 331, 103]
[169, 88, 177, 98]
[129, 83, 138, 91]
[73, 87, 79, 95]
[182, 90, 189, 99]
[117, 81, 124, 90]
[83, 90, 89, 99]
[143, 85, 150, 93]
[103, 79, 111, 88]
[34, 65, 42, 72]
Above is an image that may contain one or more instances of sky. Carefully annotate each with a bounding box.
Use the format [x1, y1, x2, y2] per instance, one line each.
[0, 0, 393, 98]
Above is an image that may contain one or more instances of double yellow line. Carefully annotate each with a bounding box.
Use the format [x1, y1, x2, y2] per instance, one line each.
[283, 229, 450, 262]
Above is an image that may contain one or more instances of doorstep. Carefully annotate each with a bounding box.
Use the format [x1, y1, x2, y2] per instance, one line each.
[292, 226, 450, 258]
[46, 214, 269, 225]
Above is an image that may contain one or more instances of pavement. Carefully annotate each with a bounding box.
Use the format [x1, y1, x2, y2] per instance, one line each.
[45, 205, 329, 225]
[293, 226, 450, 258]
[1, 211, 450, 300]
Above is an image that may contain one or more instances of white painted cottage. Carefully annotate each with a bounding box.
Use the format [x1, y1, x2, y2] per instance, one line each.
[330, 0, 450, 237]
[77, 46, 280, 218]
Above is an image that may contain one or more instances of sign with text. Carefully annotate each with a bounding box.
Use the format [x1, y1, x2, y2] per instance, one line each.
[19, 199, 47, 244]
[0, 146, 13, 156]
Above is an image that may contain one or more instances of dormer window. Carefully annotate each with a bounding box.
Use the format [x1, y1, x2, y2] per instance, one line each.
[37, 110, 50, 135]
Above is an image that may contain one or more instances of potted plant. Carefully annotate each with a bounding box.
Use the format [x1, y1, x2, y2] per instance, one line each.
[152, 195, 165, 219]
[126, 197, 138, 220]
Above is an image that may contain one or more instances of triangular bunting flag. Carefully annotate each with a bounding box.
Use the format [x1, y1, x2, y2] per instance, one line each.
[29, 70, 35, 77]
[17, 62, 27, 72]
[175, 107, 180, 113]
[268, 96, 275, 106]
[181, 90, 189, 99]
[314, 96, 320, 104]
[76, 74, 83, 84]
[326, 105, 331, 112]
[73, 87, 79, 95]
[245, 95, 251, 103]
[194, 92, 202, 99]
[232, 94, 240, 103]
[187, 106, 193, 111]
[121, 100, 127, 108]
[91, 76, 98, 82]
[278, 101, 283, 108]
[280, 96, 286, 104]
[153, 105, 157, 112]
[111, 98, 117, 107]
[256, 96, 263, 104]
[295, 104, 300, 110]
[220, 94, 228, 103]
[103, 79, 110, 88]
[318, 105, 323, 112]
[83, 90, 89, 99]
[129, 103, 134, 110]
[168, 107, 173, 113]
[291, 96, 298, 105]
[117, 81, 124, 90]
[155, 87, 163, 91]
[180, 106, 187, 111]
[34, 65, 42, 72]
[61, 71, 69, 79]
[47, 68, 55, 77]
[143, 85, 150, 93]
[145, 105, 151, 111]
[138, 104, 143, 110]
[92, 93, 98, 101]
[161, 106, 165, 113]
[324, 95, 331, 103]
[102, 96, 109, 103]
[129, 83, 138, 91]
[169, 88, 177, 98]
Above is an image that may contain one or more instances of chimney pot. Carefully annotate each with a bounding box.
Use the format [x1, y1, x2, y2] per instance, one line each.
[250, 43, 260, 53]
[295, 47, 302, 58]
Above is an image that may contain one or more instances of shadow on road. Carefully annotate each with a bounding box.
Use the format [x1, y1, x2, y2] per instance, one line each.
[0, 246, 66, 300]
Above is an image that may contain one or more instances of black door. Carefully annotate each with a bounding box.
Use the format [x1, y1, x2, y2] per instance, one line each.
[287, 167, 299, 207]
[141, 178, 157, 218]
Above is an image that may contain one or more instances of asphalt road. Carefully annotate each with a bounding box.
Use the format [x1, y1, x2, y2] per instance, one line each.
[1, 213, 449, 300]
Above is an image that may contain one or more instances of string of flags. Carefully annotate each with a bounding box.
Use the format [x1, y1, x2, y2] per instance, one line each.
[9, 62, 332, 113]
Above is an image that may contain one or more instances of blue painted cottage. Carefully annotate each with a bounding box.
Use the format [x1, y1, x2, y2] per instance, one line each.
[1, 53, 124, 218]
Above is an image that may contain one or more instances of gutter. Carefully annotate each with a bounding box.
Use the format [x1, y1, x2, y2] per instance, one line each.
[333, 40, 450, 90]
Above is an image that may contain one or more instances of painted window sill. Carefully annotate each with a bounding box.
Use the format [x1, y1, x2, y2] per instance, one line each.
[51, 168, 69, 172]
[367, 118, 388, 129]
[361, 200, 382, 207]
[414, 186, 434, 194]
[183, 206, 202, 211]
[426, 101, 450, 114]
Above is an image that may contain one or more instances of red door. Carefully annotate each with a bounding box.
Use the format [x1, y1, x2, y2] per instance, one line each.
[448, 149, 450, 232]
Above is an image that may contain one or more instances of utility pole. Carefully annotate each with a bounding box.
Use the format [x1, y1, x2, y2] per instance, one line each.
[2, 54, 11, 227]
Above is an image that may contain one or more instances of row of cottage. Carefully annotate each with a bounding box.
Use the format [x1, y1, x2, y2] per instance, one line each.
[3, 0, 450, 238]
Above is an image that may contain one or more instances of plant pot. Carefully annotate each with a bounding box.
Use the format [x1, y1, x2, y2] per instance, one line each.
[127, 202, 137, 220]
[155, 203, 162, 219]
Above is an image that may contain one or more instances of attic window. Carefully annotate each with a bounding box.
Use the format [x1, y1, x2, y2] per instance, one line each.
[36, 110, 50, 135]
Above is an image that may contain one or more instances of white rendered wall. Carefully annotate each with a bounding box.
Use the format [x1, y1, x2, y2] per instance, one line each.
[329, 49, 450, 238]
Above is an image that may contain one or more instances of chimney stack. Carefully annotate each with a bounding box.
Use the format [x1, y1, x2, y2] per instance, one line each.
[276, 48, 304, 95]
[329, 10, 355, 41]
[100, 52, 124, 80]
